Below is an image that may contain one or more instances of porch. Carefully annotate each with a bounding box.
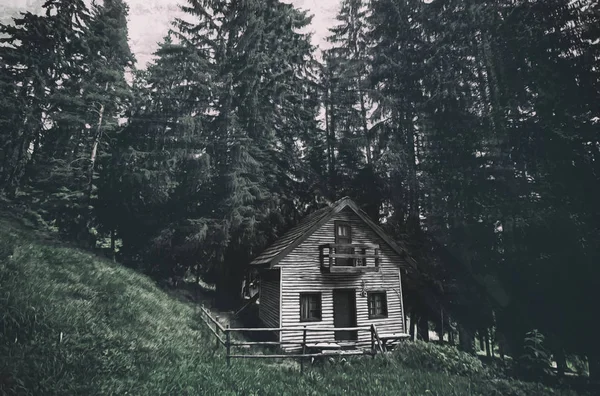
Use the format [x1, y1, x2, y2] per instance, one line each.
[199, 305, 409, 371]
[319, 243, 381, 273]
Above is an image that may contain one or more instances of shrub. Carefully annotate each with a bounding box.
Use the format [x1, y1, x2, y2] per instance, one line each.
[391, 340, 494, 378]
[568, 354, 589, 377]
[518, 329, 552, 380]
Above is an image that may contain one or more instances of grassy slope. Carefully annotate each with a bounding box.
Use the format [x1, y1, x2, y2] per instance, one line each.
[0, 212, 580, 396]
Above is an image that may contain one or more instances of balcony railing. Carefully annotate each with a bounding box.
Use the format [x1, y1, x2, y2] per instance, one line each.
[319, 243, 381, 273]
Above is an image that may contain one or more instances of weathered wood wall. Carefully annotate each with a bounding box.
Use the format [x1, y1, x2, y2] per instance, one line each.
[276, 208, 407, 351]
[258, 269, 280, 335]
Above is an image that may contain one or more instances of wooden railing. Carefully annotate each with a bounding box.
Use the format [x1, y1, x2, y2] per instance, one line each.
[319, 243, 381, 272]
[199, 305, 393, 372]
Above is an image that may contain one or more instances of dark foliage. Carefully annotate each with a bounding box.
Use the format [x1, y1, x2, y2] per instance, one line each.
[1, 0, 598, 382]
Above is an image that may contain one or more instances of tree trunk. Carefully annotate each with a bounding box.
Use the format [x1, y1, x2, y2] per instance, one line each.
[87, 103, 105, 200]
[437, 309, 445, 343]
[459, 324, 475, 354]
[485, 331, 492, 358]
[479, 332, 486, 353]
[409, 310, 417, 341]
[110, 228, 116, 262]
[418, 312, 430, 342]
[6, 134, 30, 198]
[404, 111, 419, 231]
[323, 74, 338, 200]
[357, 81, 371, 165]
[448, 316, 455, 345]
[215, 264, 231, 309]
[351, 14, 372, 167]
[215, 257, 244, 311]
[555, 348, 567, 377]
[588, 355, 600, 381]
[328, 89, 337, 198]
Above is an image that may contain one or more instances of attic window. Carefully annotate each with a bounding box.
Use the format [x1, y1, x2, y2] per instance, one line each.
[334, 221, 353, 266]
[300, 293, 322, 322]
[335, 222, 351, 240]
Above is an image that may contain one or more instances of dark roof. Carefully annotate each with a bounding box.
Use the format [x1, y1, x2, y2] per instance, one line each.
[250, 197, 418, 269]
[249, 203, 334, 266]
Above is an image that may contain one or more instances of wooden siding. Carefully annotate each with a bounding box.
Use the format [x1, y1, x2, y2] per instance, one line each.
[277, 208, 406, 351]
[258, 269, 280, 334]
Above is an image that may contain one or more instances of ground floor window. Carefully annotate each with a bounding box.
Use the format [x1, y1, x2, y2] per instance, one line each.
[368, 291, 388, 319]
[300, 293, 322, 321]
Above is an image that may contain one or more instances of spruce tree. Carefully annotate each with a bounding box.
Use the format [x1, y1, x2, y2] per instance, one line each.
[113, 0, 319, 305]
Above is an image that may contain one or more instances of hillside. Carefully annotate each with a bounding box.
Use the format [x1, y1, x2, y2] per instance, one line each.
[0, 211, 583, 396]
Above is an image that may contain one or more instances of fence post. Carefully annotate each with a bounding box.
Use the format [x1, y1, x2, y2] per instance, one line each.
[301, 326, 307, 374]
[215, 315, 220, 349]
[371, 324, 375, 359]
[226, 325, 231, 368]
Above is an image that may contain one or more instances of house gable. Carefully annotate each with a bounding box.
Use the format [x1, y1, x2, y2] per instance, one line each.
[250, 197, 417, 270]
[277, 207, 408, 270]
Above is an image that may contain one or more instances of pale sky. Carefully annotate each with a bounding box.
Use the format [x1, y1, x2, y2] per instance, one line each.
[2, 0, 341, 68]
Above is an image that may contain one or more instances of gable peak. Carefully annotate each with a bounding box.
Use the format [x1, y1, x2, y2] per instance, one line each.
[330, 196, 354, 207]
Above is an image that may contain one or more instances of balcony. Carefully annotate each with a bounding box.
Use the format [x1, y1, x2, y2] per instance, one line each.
[319, 243, 381, 273]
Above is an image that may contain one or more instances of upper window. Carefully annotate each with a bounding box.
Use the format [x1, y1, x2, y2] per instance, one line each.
[368, 291, 388, 319]
[334, 221, 353, 266]
[300, 293, 322, 321]
[336, 222, 351, 239]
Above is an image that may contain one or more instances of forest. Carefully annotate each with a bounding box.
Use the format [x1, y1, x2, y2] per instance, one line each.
[1, 0, 599, 382]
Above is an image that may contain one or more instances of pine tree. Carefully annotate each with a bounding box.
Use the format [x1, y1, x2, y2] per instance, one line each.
[98, 33, 211, 272]
[0, 3, 89, 196]
[19, 0, 135, 244]
[322, 0, 390, 219]
[112, 0, 319, 305]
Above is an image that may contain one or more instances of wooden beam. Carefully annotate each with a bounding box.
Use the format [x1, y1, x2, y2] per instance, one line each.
[225, 325, 371, 332]
[229, 351, 371, 359]
[326, 253, 380, 259]
[328, 266, 380, 273]
[200, 316, 225, 345]
[319, 243, 380, 249]
[371, 324, 385, 354]
[201, 306, 226, 332]
[228, 340, 307, 346]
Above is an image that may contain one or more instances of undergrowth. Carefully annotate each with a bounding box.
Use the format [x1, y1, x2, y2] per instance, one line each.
[392, 340, 495, 378]
[0, 214, 585, 395]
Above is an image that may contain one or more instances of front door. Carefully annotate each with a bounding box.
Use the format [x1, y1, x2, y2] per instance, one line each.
[333, 289, 357, 341]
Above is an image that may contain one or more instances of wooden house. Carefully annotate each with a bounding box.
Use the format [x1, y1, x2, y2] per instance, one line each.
[249, 197, 416, 351]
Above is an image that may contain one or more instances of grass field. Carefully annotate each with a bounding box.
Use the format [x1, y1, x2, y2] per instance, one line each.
[0, 211, 586, 395]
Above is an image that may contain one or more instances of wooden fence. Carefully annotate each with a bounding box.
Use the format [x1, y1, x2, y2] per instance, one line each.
[199, 305, 389, 371]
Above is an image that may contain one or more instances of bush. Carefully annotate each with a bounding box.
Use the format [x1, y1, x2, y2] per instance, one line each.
[392, 340, 494, 378]
[518, 329, 552, 380]
[568, 355, 589, 377]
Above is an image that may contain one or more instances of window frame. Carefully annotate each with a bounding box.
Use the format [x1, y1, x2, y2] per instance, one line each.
[367, 291, 388, 319]
[334, 221, 352, 241]
[300, 292, 322, 322]
[334, 221, 353, 266]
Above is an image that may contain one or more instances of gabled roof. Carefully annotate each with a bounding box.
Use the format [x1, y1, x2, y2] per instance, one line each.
[250, 197, 418, 269]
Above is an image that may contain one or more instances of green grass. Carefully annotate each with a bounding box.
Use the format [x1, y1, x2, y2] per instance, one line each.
[0, 213, 582, 395]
